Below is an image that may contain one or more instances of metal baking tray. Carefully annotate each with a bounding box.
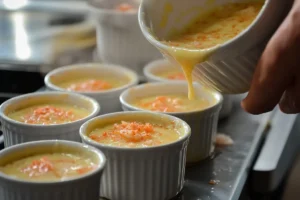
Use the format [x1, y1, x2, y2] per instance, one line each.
[3, 88, 272, 200]
[252, 109, 300, 194]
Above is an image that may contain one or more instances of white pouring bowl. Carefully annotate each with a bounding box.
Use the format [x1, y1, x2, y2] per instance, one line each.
[139, 0, 292, 94]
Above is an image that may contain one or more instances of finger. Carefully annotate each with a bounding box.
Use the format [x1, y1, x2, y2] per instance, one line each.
[242, 9, 300, 114]
[279, 78, 300, 114]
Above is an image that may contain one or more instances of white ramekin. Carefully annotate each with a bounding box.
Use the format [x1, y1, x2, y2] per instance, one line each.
[0, 92, 100, 147]
[143, 59, 232, 119]
[87, 0, 162, 77]
[143, 59, 184, 83]
[120, 82, 223, 163]
[139, 0, 293, 94]
[0, 140, 106, 200]
[80, 111, 191, 200]
[44, 63, 138, 114]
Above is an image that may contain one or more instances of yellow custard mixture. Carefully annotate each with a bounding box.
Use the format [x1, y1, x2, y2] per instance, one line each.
[161, 1, 264, 99]
[7, 104, 90, 125]
[133, 95, 210, 112]
[57, 77, 128, 92]
[88, 120, 183, 147]
[0, 153, 97, 181]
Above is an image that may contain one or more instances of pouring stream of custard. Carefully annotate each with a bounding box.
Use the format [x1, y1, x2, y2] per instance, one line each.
[160, 1, 264, 99]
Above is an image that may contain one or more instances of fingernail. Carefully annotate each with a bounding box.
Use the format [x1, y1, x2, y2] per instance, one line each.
[241, 98, 250, 112]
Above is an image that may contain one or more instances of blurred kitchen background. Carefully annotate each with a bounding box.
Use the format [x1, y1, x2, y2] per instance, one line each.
[0, 0, 95, 104]
[1, 1, 300, 200]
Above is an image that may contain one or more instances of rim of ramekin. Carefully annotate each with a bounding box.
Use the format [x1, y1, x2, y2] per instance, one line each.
[138, 0, 268, 57]
[45, 63, 139, 95]
[0, 140, 106, 185]
[143, 59, 186, 82]
[0, 91, 100, 128]
[80, 111, 191, 151]
[120, 82, 223, 115]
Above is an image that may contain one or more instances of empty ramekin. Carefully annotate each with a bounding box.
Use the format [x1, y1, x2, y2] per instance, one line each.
[80, 111, 191, 200]
[44, 63, 138, 114]
[120, 82, 223, 163]
[139, 0, 292, 94]
[0, 140, 106, 200]
[0, 92, 100, 147]
[87, 0, 162, 76]
[143, 59, 232, 119]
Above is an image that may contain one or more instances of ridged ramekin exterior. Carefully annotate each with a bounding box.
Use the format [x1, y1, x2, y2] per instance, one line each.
[220, 95, 233, 119]
[161, 46, 262, 94]
[178, 110, 220, 162]
[0, 140, 106, 200]
[80, 111, 191, 200]
[0, 175, 101, 200]
[0, 92, 100, 147]
[89, 1, 161, 76]
[89, 142, 188, 200]
[95, 25, 161, 76]
[1, 122, 82, 147]
[191, 47, 263, 94]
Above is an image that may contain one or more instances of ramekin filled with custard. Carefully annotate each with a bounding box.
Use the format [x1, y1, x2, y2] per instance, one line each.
[80, 111, 191, 200]
[120, 82, 223, 163]
[143, 58, 233, 119]
[0, 140, 106, 200]
[87, 0, 161, 77]
[45, 63, 139, 114]
[143, 59, 186, 82]
[0, 92, 100, 147]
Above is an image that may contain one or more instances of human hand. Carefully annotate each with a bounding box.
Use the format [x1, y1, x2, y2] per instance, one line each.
[242, 0, 300, 114]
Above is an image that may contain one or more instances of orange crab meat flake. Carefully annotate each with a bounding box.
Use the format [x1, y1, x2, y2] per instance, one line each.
[21, 156, 96, 178]
[23, 105, 76, 125]
[139, 96, 183, 112]
[21, 157, 58, 177]
[90, 121, 155, 143]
